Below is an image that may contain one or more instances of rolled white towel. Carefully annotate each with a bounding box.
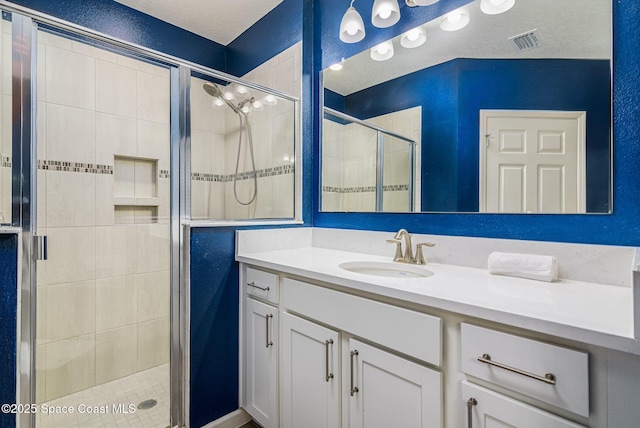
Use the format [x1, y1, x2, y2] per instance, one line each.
[487, 252, 558, 282]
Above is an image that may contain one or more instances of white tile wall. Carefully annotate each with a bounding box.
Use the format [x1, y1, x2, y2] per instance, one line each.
[35, 30, 171, 402]
[190, 42, 300, 220]
[323, 107, 421, 212]
[45, 45, 96, 110]
[96, 59, 137, 118]
[96, 275, 138, 330]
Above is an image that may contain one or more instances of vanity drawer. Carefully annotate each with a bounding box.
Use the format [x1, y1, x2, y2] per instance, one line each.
[461, 323, 589, 417]
[282, 278, 442, 366]
[246, 266, 279, 304]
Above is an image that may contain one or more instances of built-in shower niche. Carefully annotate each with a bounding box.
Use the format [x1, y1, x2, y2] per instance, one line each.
[113, 156, 159, 224]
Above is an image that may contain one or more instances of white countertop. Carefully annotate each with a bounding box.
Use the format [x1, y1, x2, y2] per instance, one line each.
[237, 246, 640, 355]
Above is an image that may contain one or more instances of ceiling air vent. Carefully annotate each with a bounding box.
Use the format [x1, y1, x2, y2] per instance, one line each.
[508, 30, 543, 52]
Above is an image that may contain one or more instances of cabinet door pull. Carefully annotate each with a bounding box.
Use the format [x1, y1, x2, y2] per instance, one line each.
[477, 353, 556, 385]
[350, 350, 359, 396]
[466, 398, 477, 428]
[265, 314, 274, 348]
[248, 281, 270, 292]
[325, 339, 334, 382]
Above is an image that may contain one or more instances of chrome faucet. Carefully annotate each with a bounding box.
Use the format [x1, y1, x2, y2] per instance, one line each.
[387, 229, 435, 265]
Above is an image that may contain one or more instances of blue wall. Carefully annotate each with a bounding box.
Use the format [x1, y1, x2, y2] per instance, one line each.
[339, 58, 610, 213]
[315, 0, 640, 246]
[226, 0, 303, 77]
[0, 235, 18, 428]
[189, 228, 239, 427]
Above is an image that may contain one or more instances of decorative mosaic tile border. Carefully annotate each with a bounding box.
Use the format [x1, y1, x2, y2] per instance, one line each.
[38, 160, 113, 174]
[1, 156, 10, 168]
[34, 160, 172, 179]
[322, 184, 409, 194]
[191, 164, 295, 182]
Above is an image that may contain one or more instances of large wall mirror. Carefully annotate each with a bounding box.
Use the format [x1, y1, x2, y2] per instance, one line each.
[320, 0, 611, 214]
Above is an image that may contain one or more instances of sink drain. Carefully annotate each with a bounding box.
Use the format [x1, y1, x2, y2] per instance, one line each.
[137, 399, 157, 410]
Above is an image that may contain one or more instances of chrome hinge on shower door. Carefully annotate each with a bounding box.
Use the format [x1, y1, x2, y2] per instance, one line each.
[33, 235, 48, 260]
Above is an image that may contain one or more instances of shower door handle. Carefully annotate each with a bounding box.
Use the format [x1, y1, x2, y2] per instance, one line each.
[34, 235, 48, 260]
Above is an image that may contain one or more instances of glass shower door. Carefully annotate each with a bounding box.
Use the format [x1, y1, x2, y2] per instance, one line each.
[34, 27, 172, 428]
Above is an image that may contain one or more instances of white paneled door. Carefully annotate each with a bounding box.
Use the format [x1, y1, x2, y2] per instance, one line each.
[480, 110, 586, 213]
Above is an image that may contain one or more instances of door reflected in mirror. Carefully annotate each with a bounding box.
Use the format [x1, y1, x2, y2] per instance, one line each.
[321, 0, 611, 214]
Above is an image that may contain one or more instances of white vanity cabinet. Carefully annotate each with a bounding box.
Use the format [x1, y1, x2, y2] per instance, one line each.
[462, 381, 586, 428]
[348, 339, 442, 428]
[240, 264, 593, 428]
[279, 277, 443, 428]
[243, 268, 280, 428]
[280, 313, 340, 428]
[460, 324, 589, 427]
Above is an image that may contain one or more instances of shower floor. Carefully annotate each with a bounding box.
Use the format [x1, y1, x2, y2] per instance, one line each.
[36, 364, 170, 428]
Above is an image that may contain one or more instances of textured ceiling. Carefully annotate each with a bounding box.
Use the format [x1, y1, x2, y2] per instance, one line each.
[325, 0, 611, 95]
[114, 0, 284, 45]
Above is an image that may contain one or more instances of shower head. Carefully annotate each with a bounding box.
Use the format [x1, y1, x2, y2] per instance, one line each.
[237, 97, 255, 110]
[203, 82, 223, 98]
[203, 82, 240, 113]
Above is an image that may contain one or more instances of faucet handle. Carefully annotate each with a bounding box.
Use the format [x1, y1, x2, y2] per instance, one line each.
[415, 242, 436, 265]
[386, 239, 404, 262]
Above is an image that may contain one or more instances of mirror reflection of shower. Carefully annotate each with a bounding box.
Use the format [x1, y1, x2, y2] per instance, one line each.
[203, 82, 257, 205]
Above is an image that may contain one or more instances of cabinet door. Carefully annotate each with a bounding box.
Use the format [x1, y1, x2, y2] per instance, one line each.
[348, 339, 442, 428]
[462, 381, 586, 428]
[281, 313, 341, 428]
[245, 298, 279, 428]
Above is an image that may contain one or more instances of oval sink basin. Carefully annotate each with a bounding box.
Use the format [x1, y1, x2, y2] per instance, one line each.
[339, 261, 434, 279]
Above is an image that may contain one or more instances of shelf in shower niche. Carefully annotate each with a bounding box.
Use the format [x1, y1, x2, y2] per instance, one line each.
[114, 205, 158, 224]
[113, 197, 160, 207]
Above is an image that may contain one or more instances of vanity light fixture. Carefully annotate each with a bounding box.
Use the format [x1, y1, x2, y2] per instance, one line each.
[372, 0, 401, 28]
[340, 0, 366, 43]
[439, 8, 470, 31]
[400, 25, 426, 48]
[370, 40, 395, 61]
[405, 0, 439, 6]
[480, 0, 515, 15]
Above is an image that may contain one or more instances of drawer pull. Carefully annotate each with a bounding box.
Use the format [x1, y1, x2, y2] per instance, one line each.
[478, 353, 556, 385]
[325, 339, 334, 382]
[265, 314, 274, 348]
[466, 398, 477, 428]
[350, 350, 359, 396]
[248, 281, 270, 292]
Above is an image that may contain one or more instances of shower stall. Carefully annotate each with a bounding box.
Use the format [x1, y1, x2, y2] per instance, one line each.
[322, 107, 418, 212]
[1, 5, 299, 428]
[190, 65, 298, 222]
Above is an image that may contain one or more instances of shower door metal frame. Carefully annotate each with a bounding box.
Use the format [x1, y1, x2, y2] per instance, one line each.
[12, 11, 37, 428]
